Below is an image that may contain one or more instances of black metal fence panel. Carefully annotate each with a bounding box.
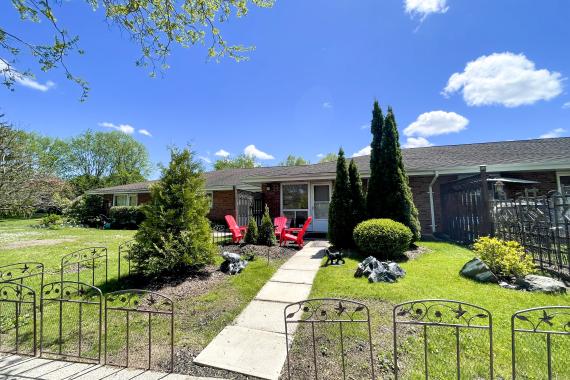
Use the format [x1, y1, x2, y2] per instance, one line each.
[393, 299, 493, 380]
[0, 262, 45, 292]
[511, 306, 570, 380]
[493, 192, 570, 278]
[284, 298, 375, 380]
[40, 281, 103, 363]
[212, 225, 233, 245]
[60, 247, 108, 287]
[0, 282, 37, 356]
[105, 290, 174, 372]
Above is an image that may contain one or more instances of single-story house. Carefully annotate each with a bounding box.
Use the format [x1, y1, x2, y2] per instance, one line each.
[89, 137, 570, 236]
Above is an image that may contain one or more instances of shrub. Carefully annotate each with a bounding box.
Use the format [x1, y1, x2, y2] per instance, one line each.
[257, 204, 276, 246]
[39, 214, 62, 229]
[109, 206, 145, 229]
[353, 218, 413, 259]
[473, 237, 535, 278]
[65, 194, 106, 227]
[244, 217, 258, 245]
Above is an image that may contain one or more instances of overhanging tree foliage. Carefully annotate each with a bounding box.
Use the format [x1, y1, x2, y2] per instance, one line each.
[214, 154, 257, 170]
[348, 159, 366, 233]
[2, 0, 275, 100]
[318, 153, 338, 163]
[130, 147, 216, 276]
[280, 155, 309, 166]
[366, 100, 384, 218]
[375, 108, 421, 241]
[328, 148, 353, 248]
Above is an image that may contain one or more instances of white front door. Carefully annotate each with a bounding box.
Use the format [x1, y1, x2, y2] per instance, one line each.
[311, 183, 331, 232]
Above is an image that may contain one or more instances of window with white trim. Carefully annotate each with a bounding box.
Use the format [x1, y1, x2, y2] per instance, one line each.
[560, 174, 570, 195]
[282, 183, 309, 228]
[113, 193, 138, 207]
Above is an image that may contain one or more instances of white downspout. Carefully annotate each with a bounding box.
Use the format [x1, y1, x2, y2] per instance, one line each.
[428, 171, 440, 234]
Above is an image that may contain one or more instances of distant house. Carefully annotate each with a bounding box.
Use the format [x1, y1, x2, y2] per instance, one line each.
[89, 137, 570, 235]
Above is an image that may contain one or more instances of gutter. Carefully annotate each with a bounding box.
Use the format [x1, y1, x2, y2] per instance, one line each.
[428, 171, 439, 234]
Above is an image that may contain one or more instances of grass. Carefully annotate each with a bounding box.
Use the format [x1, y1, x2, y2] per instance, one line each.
[0, 217, 285, 372]
[297, 241, 570, 379]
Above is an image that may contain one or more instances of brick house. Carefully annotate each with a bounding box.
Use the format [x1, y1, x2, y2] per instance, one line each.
[89, 137, 570, 236]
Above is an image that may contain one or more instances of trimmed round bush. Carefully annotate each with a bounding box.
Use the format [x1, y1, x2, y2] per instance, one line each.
[353, 219, 413, 259]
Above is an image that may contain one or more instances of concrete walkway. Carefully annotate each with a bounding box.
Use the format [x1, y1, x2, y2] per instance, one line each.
[194, 241, 327, 380]
[0, 354, 219, 380]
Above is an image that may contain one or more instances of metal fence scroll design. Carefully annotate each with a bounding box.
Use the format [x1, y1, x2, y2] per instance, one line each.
[60, 247, 108, 286]
[511, 306, 570, 380]
[393, 299, 493, 380]
[40, 281, 102, 363]
[0, 262, 45, 291]
[105, 290, 174, 372]
[118, 240, 135, 280]
[0, 282, 37, 356]
[284, 298, 375, 380]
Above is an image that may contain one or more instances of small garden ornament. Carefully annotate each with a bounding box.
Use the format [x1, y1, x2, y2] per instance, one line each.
[324, 248, 345, 266]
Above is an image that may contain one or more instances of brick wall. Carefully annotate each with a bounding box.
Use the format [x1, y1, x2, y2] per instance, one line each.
[208, 190, 236, 224]
[499, 170, 558, 197]
[262, 182, 281, 219]
[408, 174, 456, 235]
[137, 193, 151, 204]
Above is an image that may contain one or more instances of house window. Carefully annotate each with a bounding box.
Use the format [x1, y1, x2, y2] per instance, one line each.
[282, 183, 309, 228]
[114, 193, 138, 207]
[205, 191, 214, 209]
[559, 173, 570, 195]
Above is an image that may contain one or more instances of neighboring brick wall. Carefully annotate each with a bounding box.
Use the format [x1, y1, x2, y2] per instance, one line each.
[137, 193, 151, 205]
[208, 190, 236, 224]
[262, 182, 281, 219]
[499, 170, 558, 197]
[408, 175, 455, 236]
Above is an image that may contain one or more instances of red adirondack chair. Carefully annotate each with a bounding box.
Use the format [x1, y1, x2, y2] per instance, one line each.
[280, 217, 312, 248]
[225, 215, 247, 244]
[273, 216, 288, 240]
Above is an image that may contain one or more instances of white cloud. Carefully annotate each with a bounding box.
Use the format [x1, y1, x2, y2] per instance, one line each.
[539, 128, 567, 139]
[360, 124, 368, 130]
[563, 102, 570, 109]
[199, 156, 212, 163]
[98, 122, 135, 134]
[0, 60, 55, 92]
[244, 145, 274, 160]
[405, 0, 448, 19]
[443, 52, 563, 107]
[403, 137, 434, 148]
[316, 153, 325, 158]
[138, 129, 152, 137]
[404, 111, 468, 137]
[215, 149, 230, 158]
[352, 146, 371, 157]
[322, 102, 333, 109]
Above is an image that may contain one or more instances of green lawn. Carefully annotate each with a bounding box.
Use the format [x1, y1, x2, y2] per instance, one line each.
[0, 217, 286, 373]
[302, 242, 569, 379]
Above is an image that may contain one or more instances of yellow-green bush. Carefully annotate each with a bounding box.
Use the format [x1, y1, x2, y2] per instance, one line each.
[473, 237, 535, 278]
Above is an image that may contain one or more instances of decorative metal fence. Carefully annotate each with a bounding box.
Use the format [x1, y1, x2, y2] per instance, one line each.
[511, 306, 570, 380]
[393, 299, 493, 380]
[0, 262, 45, 291]
[118, 240, 135, 280]
[212, 225, 233, 245]
[284, 298, 375, 380]
[492, 191, 570, 277]
[40, 281, 103, 363]
[60, 247, 108, 286]
[0, 282, 37, 356]
[105, 290, 174, 371]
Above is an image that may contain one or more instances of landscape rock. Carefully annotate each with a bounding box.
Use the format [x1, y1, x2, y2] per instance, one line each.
[220, 251, 248, 275]
[354, 256, 406, 283]
[498, 281, 520, 290]
[515, 275, 567, 294]
[460, 258, 499, 283]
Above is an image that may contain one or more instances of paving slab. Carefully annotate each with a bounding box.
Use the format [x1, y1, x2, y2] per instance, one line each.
[194, 326, 287, 380]
[234, 300, 298, 334]
[279, 255, 323, 271]
[255, 281, 312, 304]
[271, 268, 317, 285]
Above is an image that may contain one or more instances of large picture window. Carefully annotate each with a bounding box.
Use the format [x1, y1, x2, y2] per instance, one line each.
[113, 194, 138, 207]
[282, 183, 309, 228]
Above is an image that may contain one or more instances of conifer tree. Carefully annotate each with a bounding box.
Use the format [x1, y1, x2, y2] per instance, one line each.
[365, 100, 384, 218]
[131, 147, 216, 276]
[348, 159, 366, 233]
[244, 217, 258, 244]
[376, 108, 421, 240]
[328, 148, 353, 248]
[257, 204, 276, 246]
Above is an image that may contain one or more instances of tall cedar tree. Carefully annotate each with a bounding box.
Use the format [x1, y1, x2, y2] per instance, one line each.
[257, 204, 276, 246]
[131, 147, 216, 276]
[375, 108, 421, 240]
[328, 148, 353, 248]
[365, 101, 384, 218]
[348, 159, 366, 233]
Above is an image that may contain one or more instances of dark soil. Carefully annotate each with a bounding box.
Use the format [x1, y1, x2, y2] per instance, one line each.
[221, 243, 298, 261]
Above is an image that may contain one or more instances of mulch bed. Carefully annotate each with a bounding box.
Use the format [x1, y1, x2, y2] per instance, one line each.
[221, 243, 298, 261]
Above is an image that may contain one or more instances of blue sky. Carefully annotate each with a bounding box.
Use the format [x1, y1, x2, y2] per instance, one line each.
[1, 0, 569, 177]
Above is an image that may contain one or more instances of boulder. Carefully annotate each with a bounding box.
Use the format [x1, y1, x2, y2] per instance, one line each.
[460, 258, 498, 283]
[515, 275, 567, 294]
[220, 251, 248, 275]
[354, 257, 406, 283]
